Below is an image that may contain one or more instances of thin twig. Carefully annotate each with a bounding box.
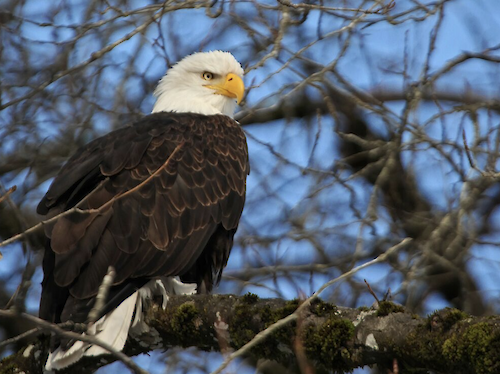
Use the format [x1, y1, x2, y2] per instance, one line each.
[0, 326, 42, 350]
[88, 266, 116, 325]
[463, 129, 476, 169]
[364, 279, 380, 304]
[0, 185, 16, 204]
[0, 310, 149, 374]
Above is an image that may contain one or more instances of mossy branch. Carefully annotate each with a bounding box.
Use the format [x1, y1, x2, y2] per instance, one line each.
[1, 295, 500, 373]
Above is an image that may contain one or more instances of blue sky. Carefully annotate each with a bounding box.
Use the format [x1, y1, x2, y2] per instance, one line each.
[2, 0, 500, 372]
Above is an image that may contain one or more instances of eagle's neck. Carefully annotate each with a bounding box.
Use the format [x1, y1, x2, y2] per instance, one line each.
[152, 94, 230, 116]
[151, 82, 237, 117]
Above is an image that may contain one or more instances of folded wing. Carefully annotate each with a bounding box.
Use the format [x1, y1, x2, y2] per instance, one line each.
[38, 112, 249, 325]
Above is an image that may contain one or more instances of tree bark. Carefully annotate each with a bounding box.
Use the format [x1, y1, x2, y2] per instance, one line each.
[1, 294, 499, 374]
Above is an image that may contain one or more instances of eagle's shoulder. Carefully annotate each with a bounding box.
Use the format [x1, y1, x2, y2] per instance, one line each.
[37, 112, 247, 215]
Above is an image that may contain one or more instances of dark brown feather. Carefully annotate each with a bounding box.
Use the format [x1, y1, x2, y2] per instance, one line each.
[38, 112, 249, 326]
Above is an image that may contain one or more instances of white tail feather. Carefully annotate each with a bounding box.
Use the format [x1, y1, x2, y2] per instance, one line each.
[45, 292, 137, 371]
[45, 277, 196, 371]
[44, 340, 86, 371]
[84, 292, 137, 356]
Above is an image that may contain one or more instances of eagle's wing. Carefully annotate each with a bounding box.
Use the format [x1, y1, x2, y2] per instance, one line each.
[38, 112, 248, 324]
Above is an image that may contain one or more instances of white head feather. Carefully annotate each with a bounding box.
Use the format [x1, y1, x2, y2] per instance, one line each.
[152, 51, 244, 118]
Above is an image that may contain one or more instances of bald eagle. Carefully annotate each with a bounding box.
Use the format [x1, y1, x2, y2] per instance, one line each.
[38, 51, 249, 370]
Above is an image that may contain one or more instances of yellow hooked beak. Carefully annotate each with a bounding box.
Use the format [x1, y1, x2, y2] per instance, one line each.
[205, 73, 244, 104]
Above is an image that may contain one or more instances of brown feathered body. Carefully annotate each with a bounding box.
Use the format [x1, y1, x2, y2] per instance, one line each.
[38, 112, 249, 327]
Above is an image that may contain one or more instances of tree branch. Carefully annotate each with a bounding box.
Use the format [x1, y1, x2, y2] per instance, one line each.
[1, 294, 499, 373]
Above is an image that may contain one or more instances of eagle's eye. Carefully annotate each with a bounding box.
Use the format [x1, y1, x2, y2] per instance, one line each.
[202, 72, 214, 80]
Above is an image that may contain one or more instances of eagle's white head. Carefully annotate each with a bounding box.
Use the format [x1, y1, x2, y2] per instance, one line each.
[152, 51, 244, 118]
